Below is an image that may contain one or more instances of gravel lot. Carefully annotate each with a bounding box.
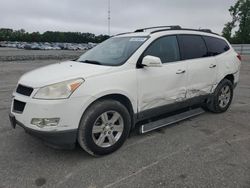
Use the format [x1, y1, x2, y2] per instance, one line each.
[0, 51, 249, 188]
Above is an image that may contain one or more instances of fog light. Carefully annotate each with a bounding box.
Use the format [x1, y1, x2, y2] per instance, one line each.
[31, 118, 60, 128]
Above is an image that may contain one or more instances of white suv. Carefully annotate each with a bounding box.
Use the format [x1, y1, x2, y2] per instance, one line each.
[9, 26, 241, 156]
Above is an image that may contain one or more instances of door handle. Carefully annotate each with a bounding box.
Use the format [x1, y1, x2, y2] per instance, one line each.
[209, 64, 216, 68]
[176, 70, 186, 74]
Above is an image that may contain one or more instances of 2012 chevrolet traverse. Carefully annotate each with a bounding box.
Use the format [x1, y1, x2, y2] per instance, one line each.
[9, 26, 241, 156]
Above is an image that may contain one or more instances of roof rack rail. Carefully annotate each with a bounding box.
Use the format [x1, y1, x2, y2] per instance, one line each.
[134, 25, 181, 32]
[150, 27, 219, 35]
[199, 29, 213, 33]
[115, 26, 218, 37]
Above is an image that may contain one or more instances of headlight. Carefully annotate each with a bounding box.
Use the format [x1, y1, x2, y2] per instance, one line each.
[34, 78, 84, 99]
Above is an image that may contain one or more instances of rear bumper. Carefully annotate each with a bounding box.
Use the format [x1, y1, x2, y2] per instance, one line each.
[9, 113, 77, 149]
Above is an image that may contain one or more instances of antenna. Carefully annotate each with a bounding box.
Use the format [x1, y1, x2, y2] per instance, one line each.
[108, 0, 111, 36]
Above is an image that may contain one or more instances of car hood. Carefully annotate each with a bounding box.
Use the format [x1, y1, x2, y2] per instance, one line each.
[18, 61, 114, 88]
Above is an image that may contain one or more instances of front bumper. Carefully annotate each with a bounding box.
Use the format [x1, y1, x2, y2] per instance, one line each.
[9, 113, 77, 149]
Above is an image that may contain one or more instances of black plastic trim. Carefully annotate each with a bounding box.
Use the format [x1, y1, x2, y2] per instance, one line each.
[13, 99, 26, 114]
[9, 113, 77, 149]
[16, 84, 34, 96]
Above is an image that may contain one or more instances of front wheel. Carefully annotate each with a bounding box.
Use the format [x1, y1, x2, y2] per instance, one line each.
[78, 100, 131, 156]
[206, 79, 234, 113]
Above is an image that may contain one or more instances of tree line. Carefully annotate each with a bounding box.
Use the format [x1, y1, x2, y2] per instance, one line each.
[0, 28, 110, 43]
[222, 0, 250, 44]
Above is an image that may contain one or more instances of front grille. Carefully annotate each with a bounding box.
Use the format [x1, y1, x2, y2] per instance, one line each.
[16, 84, 34, 96]
[13, 99, 26, 113]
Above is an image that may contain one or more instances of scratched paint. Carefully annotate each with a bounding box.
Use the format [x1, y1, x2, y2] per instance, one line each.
[140, 85, 216, 111]
[186, 85, 215, 98]
[140, 88, 186, 110]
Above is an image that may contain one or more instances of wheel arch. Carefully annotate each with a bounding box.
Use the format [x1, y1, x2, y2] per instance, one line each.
[213, 74, 235, 94]
[97, 94, 135, 117]
[224, 74, 234, 84]
[80, 93, 136, 131]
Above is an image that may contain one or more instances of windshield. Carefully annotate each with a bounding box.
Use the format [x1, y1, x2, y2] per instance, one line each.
[77, 36, 148, 66]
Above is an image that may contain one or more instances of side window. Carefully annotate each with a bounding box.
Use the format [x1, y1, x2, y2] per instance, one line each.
[203, 36, 230, 56]
[143, 36, 180, 63]
[178, 35, 207, 60]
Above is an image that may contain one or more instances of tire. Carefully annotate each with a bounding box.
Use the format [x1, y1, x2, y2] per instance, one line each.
[206, 79, 234, 113]
[78, 99, 131, 156]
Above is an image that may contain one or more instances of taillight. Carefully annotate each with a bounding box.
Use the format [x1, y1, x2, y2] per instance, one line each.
[237, 54, 242, 61]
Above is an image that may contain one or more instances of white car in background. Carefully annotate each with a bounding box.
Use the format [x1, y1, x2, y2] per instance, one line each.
[9, 26, 241, 156]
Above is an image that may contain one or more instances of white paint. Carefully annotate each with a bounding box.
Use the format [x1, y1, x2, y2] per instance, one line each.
[137, 60, 187, 111]
[11, 29, 241, 133]
[141, 55, 162, 67]
[185, 56, 218, 98]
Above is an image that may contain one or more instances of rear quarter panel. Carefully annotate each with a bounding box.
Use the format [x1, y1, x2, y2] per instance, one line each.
[215, 48, 241, 85]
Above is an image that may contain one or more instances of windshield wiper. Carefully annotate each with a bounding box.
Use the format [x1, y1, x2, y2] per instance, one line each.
[78, 60, 102, 65]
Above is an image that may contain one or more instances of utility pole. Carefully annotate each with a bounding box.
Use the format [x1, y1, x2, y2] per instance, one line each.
[108, 0, 111, 36]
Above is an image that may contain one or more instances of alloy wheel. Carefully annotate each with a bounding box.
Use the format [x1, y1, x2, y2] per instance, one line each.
[92, 111, 124, 148]
[218, 85, 231, 108]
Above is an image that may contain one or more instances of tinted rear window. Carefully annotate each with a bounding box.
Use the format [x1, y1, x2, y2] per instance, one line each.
[203, 36, 230, 56]
[178, 35, 207, 60]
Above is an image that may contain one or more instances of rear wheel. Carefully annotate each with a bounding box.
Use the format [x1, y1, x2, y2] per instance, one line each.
[78, 100, 131, 156]
[206, 79, 233, 113]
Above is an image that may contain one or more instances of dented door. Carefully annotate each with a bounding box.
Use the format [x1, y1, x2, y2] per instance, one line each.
[177, 34, 218, 98]
[137, 62, 188, 112]
[185, 57, 217, 98]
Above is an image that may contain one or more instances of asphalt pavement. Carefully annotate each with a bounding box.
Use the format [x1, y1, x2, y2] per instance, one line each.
[0, 56, 249, 188]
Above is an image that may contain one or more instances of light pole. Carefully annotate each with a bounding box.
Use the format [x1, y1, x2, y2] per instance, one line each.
[108, 0, 111, 36]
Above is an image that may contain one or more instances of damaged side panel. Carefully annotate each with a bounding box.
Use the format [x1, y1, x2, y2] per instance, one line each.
[140, 88, 186, 111]
[136, 60, 188, 113]
[186, 84, 215, 99]
[184, 54, 218, 101]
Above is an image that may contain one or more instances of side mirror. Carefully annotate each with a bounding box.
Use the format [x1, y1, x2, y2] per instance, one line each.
[141, 55, 162, 67]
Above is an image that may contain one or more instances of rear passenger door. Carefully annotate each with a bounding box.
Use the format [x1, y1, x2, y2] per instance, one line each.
[177, 35, 218, 98]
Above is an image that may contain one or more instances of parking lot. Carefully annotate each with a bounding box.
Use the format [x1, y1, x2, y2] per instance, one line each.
[0, 53, 249, 188]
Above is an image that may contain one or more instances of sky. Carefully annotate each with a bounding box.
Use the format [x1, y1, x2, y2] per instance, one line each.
[0, 0, 236, 35]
